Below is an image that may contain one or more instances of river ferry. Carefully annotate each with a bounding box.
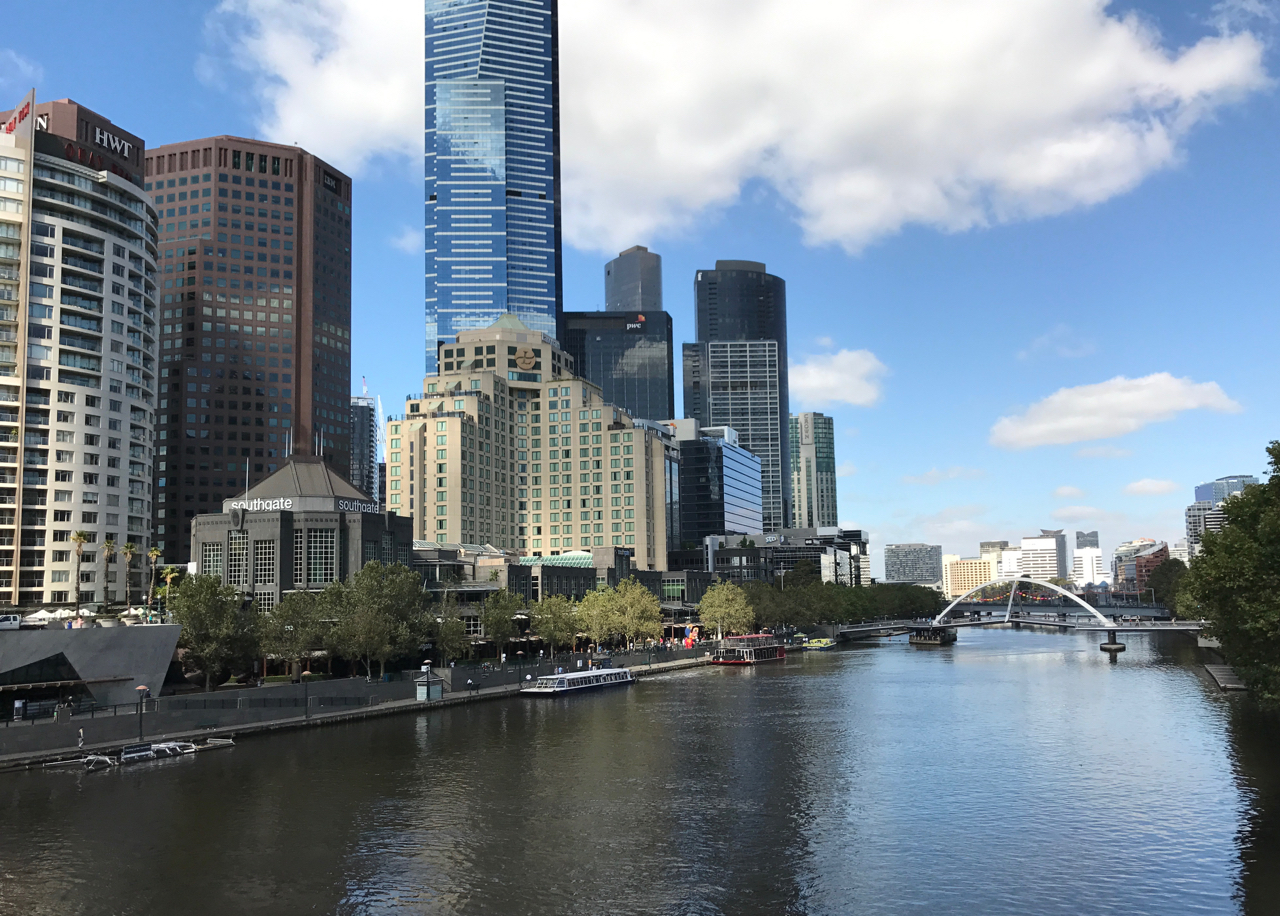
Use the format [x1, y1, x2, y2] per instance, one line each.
[711, 635, 786, 665]
[803, 637, 836, 651]
[521, 668, 636, 695]
[909, 626, 958, 646]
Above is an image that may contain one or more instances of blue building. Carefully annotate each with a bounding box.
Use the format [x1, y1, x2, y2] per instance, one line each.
[425, 0, 563, 374]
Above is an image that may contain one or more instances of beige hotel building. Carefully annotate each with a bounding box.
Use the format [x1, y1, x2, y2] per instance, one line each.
[386, 315, 669, 570]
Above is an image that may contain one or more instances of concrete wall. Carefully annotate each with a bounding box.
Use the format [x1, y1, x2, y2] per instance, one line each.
[0, 624, 180, 706]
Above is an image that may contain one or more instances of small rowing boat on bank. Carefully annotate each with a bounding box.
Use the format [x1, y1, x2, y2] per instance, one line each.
[521, 668, 636, 695]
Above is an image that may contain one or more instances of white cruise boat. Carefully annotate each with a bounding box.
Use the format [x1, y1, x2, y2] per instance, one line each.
[521, 668, 635, 695]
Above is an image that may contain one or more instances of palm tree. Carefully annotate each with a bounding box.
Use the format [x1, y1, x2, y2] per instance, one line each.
[121, 542, 137, 607]
[101, 538, 116, 608]
[147, 546, 161, 613]
[160, 565, 181, 617]
[70, 530, 90, 609]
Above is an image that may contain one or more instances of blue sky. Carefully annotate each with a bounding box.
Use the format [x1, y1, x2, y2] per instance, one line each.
[3, 0, 1277, 575]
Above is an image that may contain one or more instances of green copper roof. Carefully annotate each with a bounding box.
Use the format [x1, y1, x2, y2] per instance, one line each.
[518, 552, 595, 567]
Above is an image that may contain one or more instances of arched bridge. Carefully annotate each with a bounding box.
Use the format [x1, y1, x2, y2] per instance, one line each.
[933, 577, 1117, 628]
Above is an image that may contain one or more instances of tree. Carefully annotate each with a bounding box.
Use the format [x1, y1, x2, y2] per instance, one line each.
[70, 530, 90, 608]
[160, 566, 183, 616]
[430, 596, 470, 664]
[531, 594, 580, 658]
[101, 538, 116, 607]
[699, 581, 756, 638]
[1180, 443, 1280, 705]
[329, 562, 428, 678]
[616, 578, 663, 648]
[169, 575, 261, 691]
[262, 590, 323, 680]
[579, 587, 622, 648]
[121, 542, 138, 607]
[479, 588, 523, 662]
[147, 546, 162, 613]
[783, 559, 820, 590]
[1146, 558, 1188, 610]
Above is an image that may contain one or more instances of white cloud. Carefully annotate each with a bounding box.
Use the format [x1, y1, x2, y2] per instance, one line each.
[790, 349, 887, 408]
[201, 0, 1269, 253]
[1054, 485, 1085, 498]
[1076, 445, 1133, 459]
[1052, 505, 1106, 522]
[815, 336, 834, 348]
[1017, 324, 1096, 360]
[389, 225, 423, 255]
[0, 50, 41, 92]
[1125, 478, 1179, 495]
[903, 467, 985, 485]
[836, 462, 857, 478]
[990, 373, 1242, 449]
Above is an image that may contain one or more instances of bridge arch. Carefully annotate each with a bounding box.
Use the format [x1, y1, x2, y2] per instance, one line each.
[933, 577, 1115, 628]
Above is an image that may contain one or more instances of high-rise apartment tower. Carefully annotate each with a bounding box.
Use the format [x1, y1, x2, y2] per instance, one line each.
[425, 0, 563, 374]
[790, 412, 837, 528]
[349, 395, 378, 505]
[144, 136, 352, 563]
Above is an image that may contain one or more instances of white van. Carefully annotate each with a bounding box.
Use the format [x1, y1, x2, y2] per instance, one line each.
[0, 614, 21, 630]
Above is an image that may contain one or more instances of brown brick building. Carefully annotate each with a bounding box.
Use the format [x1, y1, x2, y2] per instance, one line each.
[143, 137, 352, 564]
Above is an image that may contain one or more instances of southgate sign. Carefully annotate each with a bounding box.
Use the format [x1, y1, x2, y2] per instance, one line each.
[224, 496, 379, 514]
[229, 497, 293, 512]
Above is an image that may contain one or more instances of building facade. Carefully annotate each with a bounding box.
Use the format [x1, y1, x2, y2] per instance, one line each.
[350, 394, 378, 508]
[686, 260, 790, 531]
[0, 92, 160, 606]
[143, 135, 352, 564]
[884, 543, 942, 585]
[425, 0, 562, 373]
[1111, 538, 1157, 589]
[1194, 475, 1257, 504]
[1020, 530, 1068, 580]
[387, 316, 669, 569]
[561, 309, 673, 422]
[790, 411, 837, 529]
[605, 245, 661, 313]
[942, 555, 997, 598]
[665, 419, 761, 544]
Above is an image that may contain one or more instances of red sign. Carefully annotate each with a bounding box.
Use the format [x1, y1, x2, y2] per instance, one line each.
[3, 99, 30, 135]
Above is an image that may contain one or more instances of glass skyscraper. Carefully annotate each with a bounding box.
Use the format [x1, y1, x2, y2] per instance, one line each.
[425, 0, 562, 374]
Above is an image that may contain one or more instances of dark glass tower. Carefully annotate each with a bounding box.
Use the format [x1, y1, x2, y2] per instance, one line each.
[425, 0, 563, 375]
[605, 245, 662, 312]
[562, 310, 673, 422]
[685, 260, 790, 531]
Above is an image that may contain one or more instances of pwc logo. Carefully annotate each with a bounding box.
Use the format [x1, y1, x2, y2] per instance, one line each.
[625, 314, 646, 331]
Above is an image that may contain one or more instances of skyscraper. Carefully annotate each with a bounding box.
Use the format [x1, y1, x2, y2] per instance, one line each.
[664, 419, 762, 544]
[1194, 475, 1257, 504]
[884, 543, 943, 585]
[790, 412, 837, 528]
[1020, 530, 1068, 580]
[425, 0, 562, 374]
[349, 395, 378, 505]
[605, 245, 661, 312]
[144, 136, 352, 564]
[685, 260, 790, 531]
[0, 92, 159, 606]
[561, 310, 673, 422]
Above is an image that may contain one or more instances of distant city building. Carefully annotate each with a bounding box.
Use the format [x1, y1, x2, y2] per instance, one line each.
[979, 540, 1009, 555]
[942, 555, 997, 598]
[884, 543, 943, 585]
[605, 245, 662, 313]
[424, 0, 562, 373]
[1020, 530, 1068, 580]
[1133, 542, 1170, 593]
[1071, 546, 1108, 587]
[350, 395, 378, 507]
[1194, 475, 1257, 504]
[790, 412, 838, 529]
[664, 419, 762, 544]
[1185, 478, 1254, 556]
[673, 526, 870, 587]
[1169, 539, 1190, 564]
[633, 419, 681, 551]
[1112, 538, 1157, 589]
[561, 309, 673, 422]
[1076, 530, 1099, 550]
[997, 548, 1022, 579]
[686, 260, 790, 531]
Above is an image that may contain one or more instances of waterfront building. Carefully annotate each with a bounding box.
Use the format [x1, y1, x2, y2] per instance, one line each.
[387, 316, 669, 569]
[756, 526, 870, 586]
[685, 260, 790, 531]
[561, 309, 673, 422]
[884, 543, 943, 585]
[350, 395, 379, 509]
[144, 134, 352, 565]
[996, 548, 1022, 578]
[1194, 475, 1257, 504]
[190, 456, 409, 610]
[0, 92, 159, 606]
[1020, 530, 1068, 580]
[633, 419, 680, 551]
[1070, 530, 1108, 587]
[942, 555, 997, 598]
[605, 245, 661, 313]
[1169, 539, 1190, 563]
[663, 419, 761, 544]
[424, 0, 562, 373]
[790, 412, 837, 529]
[1111, 538, 1157, 589]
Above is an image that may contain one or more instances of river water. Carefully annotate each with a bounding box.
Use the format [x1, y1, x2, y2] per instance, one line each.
[2, 626, 1278, 916]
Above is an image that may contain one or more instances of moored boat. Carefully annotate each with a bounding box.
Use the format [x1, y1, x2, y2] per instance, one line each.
[803, 638, 836, 651]
[909, 626, 957, 646]
[521, 668, 635, 695]
[118, 743, 154, 764]
[711, 635, 786, 665]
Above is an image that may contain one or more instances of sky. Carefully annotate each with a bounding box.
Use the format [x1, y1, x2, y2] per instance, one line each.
[3, 0, 1278, 577]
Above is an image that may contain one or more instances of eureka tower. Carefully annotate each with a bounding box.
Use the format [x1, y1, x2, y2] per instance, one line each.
[425, 0, 563, 374]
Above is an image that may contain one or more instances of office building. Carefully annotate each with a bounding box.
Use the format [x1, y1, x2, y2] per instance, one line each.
[884, 543, 942, 585]
[190, 456, 410, 610]
[979, 540, 1009, 556]
[1020, 530, 1068, 580]
[350, 395, 379, 510]
[942, 555, 997, 598]
[1112, 538, 1157, 588]
[1194, 475, 1257, 504]
[387, 316, 669, 569]
[1076, 530, 1099, 550]
[752, 526, 870, 586]
[561, 309, 673, 422]
[0, 92, 159, 606]
[425, 0, 562, 373]
[685, 260, 790, 531]
[1071, 546, 1107, 587]
[664, 419, 761, 544]
[1169, 539, 1190, 564]
[790, 412, 837, 529]
[605, 245, 661, 312]
[144, 135, 352, 564]
[634, 419, 680, 550]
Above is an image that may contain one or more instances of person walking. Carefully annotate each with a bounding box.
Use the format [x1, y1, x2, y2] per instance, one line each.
[78, 727, 84, 750]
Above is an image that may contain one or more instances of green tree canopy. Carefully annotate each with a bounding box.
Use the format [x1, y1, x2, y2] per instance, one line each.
[699, 580, 756, 638]
[480, 588, 523, 660]
[1146, 558, 1188, 610]
[531, 594, 580, 657]
[430, 595, 470, 663]
[169, 575, 261, 691]
[262, 590, 323, 678]
[784, 559, 820, 590]
[328, 562, 427, 677]
[1180, 443, 1280, 705]
[616, 578, 663, 647]
[579, 587, 622, 648]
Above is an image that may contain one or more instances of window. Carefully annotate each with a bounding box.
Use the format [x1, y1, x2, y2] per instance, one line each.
[306, 528, 336, 584]
[228, 530, 248, 586]
[201, 542, 224, 578]
[253, 539, 276, 584]
[293, 528, 304, 585]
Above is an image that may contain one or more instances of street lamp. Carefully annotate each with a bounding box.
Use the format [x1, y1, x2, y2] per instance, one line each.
[135, 684, 148, 742]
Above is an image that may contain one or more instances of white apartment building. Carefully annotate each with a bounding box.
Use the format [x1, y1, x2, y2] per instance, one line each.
[1071, 547, 1108, 587]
